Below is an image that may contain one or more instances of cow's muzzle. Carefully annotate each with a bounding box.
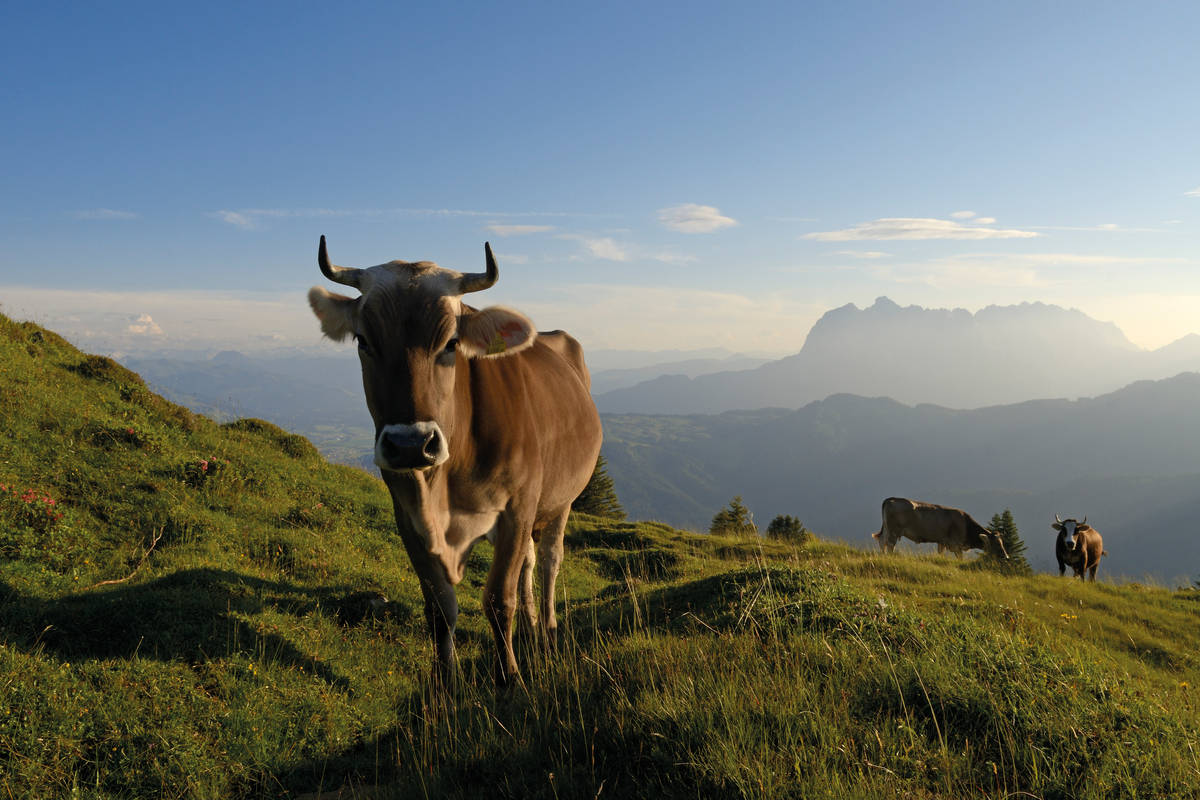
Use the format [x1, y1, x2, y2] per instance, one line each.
[375, 422, 449, 471]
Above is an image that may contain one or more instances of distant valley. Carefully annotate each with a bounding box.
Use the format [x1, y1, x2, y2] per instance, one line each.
[118, 300, 1200, 584]
[602, 374, 1200, 583]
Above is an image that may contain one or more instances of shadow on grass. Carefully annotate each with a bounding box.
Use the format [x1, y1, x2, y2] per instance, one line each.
[0, 568, 365, 687]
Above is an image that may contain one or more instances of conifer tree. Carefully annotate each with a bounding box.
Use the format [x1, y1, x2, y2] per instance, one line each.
[710, 495, 757, 536]
[766, 514, 811, 546]
[984, 509, 1032, 575]
[571, 455, 626, 519]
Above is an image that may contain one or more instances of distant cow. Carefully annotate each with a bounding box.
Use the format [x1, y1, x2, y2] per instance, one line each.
[1051, 515, 1107, 581]
[873, 497, 1009, 559]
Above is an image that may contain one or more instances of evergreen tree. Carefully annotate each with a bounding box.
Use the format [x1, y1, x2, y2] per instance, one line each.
[983, 509, 1032, 575]
[766, 514, 811, 546]
[710, 495, 757, 536]
[571, 455, 625, 519]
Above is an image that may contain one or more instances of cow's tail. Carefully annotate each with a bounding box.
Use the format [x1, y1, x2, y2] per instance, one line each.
[872, 529, 882, 540]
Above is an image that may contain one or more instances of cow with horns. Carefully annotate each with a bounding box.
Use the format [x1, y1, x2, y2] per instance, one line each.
[308, 237, 602, 686]
[1052, 514, 1107, 581]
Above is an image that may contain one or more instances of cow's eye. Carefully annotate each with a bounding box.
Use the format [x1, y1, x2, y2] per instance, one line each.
[437, 337, 458, 366]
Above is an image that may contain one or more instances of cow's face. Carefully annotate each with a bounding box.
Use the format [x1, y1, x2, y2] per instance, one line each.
[1052, 515, 1087, 549]
[984, 530, 1009, 560]
[308, 238, 535, 472]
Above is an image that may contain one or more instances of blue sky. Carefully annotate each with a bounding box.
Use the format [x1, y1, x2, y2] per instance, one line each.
[2, 1, 1198, 357]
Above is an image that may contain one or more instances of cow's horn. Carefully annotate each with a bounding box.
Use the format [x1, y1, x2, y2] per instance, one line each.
[1055, 513, 1062, 524]
[1080, 516, 1087, 526]
[318, 236, 363, 288]
[459, 242, 499, 294]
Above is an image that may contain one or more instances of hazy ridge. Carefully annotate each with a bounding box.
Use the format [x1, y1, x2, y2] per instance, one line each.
[595, 298, 1200, 413]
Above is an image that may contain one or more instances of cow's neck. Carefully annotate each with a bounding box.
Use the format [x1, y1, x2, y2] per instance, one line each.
[383, 358, 499, 586]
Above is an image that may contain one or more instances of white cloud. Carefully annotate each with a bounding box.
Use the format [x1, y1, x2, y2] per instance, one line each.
[950, 210, 976, 219]
[804, 217, 1039, 241]
[1185, 187, 1200, 197]
[834, 250, 890, 259]
[126, 313, 163, 336]
[212, 210, 256, 229]
[658, 203, 738, 233]
[74, 208, 139, 221]
[581, 237, 630, 262]
[484, 224, 554, 237]
[973, 217, 996, 224]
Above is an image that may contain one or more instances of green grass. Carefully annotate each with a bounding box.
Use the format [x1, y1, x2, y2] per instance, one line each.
[1, 311, 1198, 799]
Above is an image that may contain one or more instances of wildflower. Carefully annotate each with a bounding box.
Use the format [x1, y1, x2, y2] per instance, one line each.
[1182, 682, 1191, 690]
[199, 460, 209, 472]
[126, 428, 135, 435]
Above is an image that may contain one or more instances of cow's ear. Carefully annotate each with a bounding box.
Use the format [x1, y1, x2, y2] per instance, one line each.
[308, 287, 358, 342]
[458, 306, 536, 359]
[1076, 524, 1091, 532]
[1051, 522, 1063, 531]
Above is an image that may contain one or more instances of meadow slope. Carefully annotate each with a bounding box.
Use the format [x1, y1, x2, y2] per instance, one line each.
[1, 312, 1198, 799]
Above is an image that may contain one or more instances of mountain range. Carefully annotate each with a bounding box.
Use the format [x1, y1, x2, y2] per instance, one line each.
[595, 298, 1200, 413]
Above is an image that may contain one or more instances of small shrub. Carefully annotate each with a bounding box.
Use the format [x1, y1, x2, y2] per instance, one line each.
[0, 484, 89, 571]
[710, 495, 757, 536]
[766, 514, 811, 546]
[178, 456, 230, 489]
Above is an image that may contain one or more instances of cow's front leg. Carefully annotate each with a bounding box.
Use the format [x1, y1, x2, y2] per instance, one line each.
[1057, 558, 1066, 576]
[418, 572, 459, 685]
[484, 510, 532, 687]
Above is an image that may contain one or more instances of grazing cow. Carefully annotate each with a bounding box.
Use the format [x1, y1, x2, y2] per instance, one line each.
[1051, 515, 1107, 581]
[308, 237, 602, 686]
[873, 497, 1009, 559]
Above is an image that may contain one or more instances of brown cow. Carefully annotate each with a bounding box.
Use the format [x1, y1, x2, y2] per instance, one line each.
[873, 497, 1009, 559]
[308, 237, 602, 686]
[1051, 515, 1106, 581]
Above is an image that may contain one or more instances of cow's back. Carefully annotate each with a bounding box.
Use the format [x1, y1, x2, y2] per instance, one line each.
[467, 332, 602, 516]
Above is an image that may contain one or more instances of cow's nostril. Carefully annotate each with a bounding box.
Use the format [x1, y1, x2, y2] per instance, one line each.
[422, 430, 442, 461]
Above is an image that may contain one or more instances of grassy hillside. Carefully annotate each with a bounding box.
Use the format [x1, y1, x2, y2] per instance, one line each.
[1, 312, 1198, 799]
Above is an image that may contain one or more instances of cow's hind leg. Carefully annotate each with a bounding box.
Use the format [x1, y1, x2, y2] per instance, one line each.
[535, 508, 571, 650]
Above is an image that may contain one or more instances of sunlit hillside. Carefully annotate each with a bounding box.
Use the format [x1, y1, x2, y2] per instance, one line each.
[1, 312, 1198, 799]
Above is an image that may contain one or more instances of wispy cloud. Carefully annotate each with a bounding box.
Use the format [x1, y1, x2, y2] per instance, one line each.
[484, 224, 555, 237]
[212, 210, 256, 229]
[804, 217, 1039, 241]
[1024, 223, 1164, 233]
[658, 203, 738, 233]
[209, 207, 604, 228]
[579, 237, 630, 262]
[834, 250, 890, 259]
[1185, 187, 1200, 197]
[950, 210, 976, 219]
[74, 208, 139, 221]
